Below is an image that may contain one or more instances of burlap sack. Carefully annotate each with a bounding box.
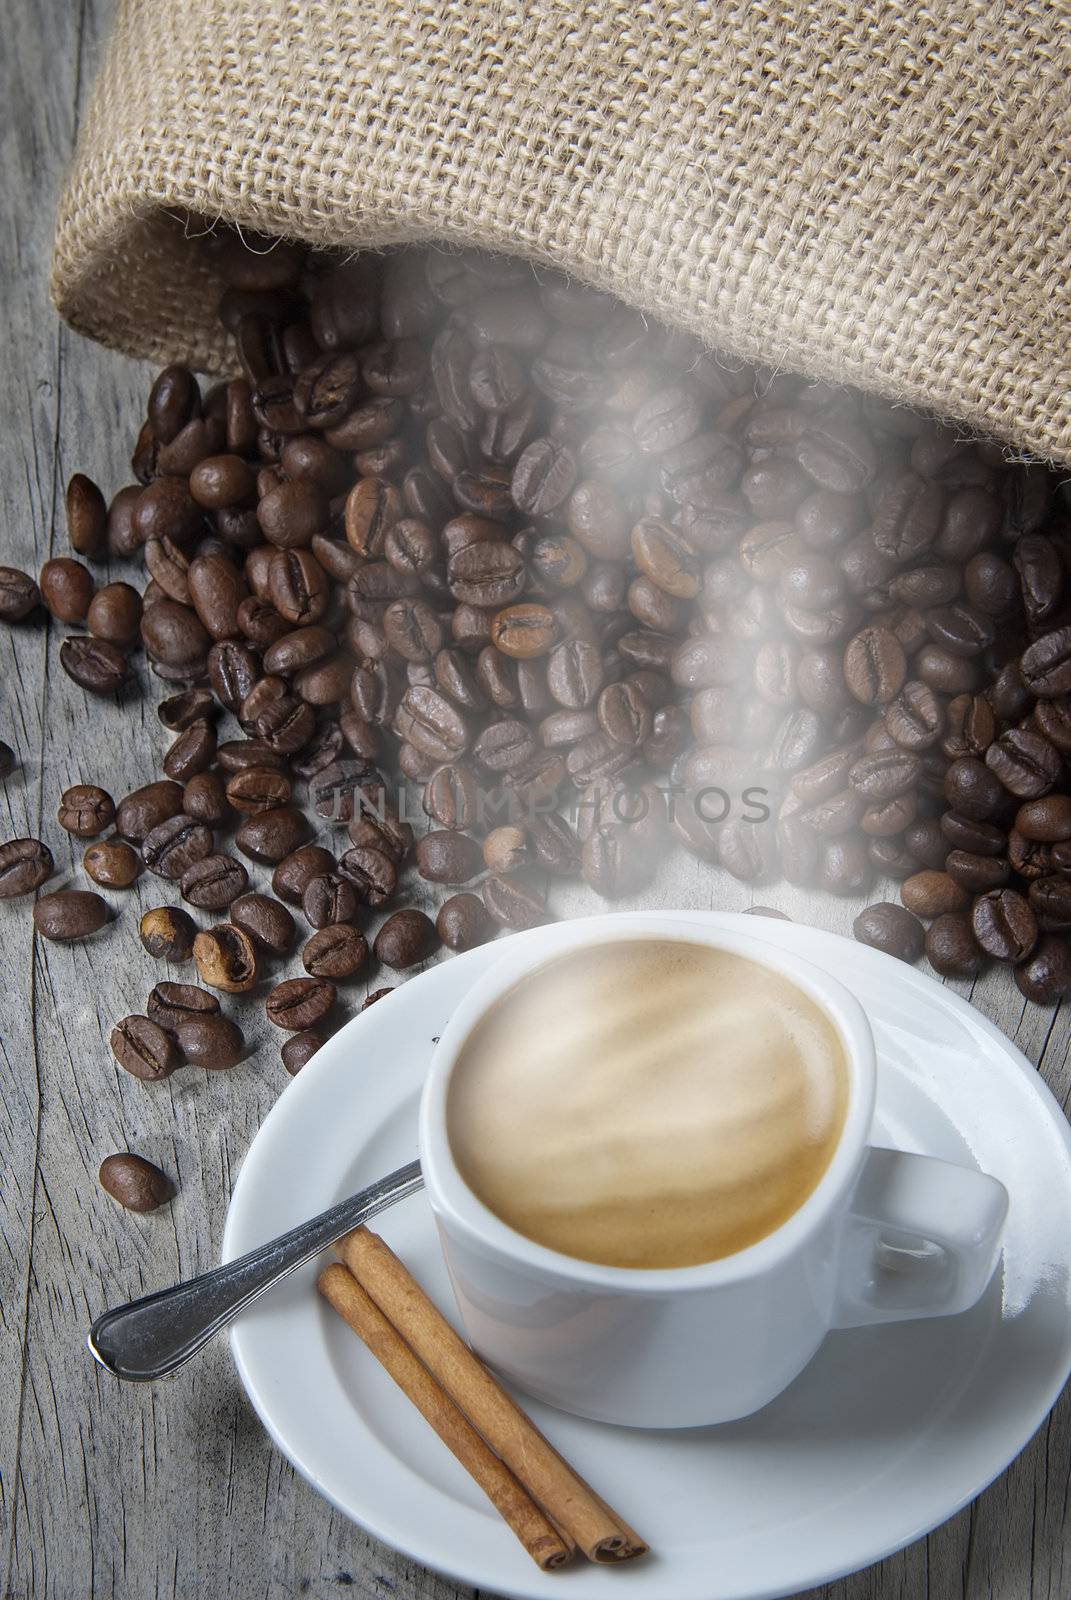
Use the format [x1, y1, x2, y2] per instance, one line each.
[52, 0, 1071, 464]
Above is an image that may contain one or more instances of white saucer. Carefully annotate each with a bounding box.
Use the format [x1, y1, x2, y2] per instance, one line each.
[223, 912, 1071, 1600]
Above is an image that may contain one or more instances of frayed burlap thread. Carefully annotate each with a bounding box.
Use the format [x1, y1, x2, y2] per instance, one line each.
[52, 0, 1071, 463]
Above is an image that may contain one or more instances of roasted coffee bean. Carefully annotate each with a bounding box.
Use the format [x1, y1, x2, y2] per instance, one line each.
[139, 905, 197, 962]
[110, 1015, 181, 1081]
[188, 553, 247, 639]
[302, 873, 359, 928]
[447, 541, 526, 608]
[302, 923, 368, 979]
[380, 598, 443, 664]
[84, 838, 141, 888]
[884, 681, 944, 751]
[473, 718, 538, 773]
[915, 643, 980, 697]
[141, 598, 211, 669]
[1034, 699, 1071, 753]
[1014, 936, 1071, 1004]
[148, 363, 200, 442]
[160, 691, 215, 735]
[925, 603, 994, 659]
[87, 583, 143, 645]
[99, 1153, 174, 1213]
[144, 536, 191, 604]
[281, 1031, 324, 1074]
[32, 888, 108, 942]
[343, 477, 401, 557]
[57, 783, 115, 838]
[482, 872, 546, 929]
[235, 805, 311, 863]
[116, 780, 184, 844]
[1015, 795, 1071, 842]
[1021, 628, 1071, 698]
[254, 694, 316, 754]
[817, 834, 872, 895]
[338, 845, 397, 908]
[394, 686, 470, 762]
[237, 595, 290, 646]
[180, 853, 248, 909]
[925, 914, 984, 978]
[971, 888, 1037, 962]
[162, 720, 217, 783]
[208, 641, 262, 714]
[146, 981, 220, 1031]
[482, 826, 528, 873]
[964, 551, 1018, 617]
[1024, 876, 1071, 934]
[415, 829, 483, 884]
[527, 812, 580, 874]
[595, 680, 652, 748]
[436, 892, 495, 952]
[266, 975, 336, 1030]
[311, 759, 383, 826]
[1028, 877, 1071, 931]
[258, 479, 327, 548]
[293, 721, 347, 779]
[630, 518, 700, 599]
[434, 648, 487, 713]
[544, 639, 603, 709]
[943, 756, 1004, 821]
[225, 767, 292, 814]
[0, 566, 41, 621]
[371, 908, 437, 969]
[945, 850, 1011, 893]
[900, 871, 968, 918]
[842, 626, 906, 706]
[134, 476, 205, 544]
[490, 603, 558, 659]
[271, 843, 337, 904]
[39, 557, 93, 624]
[346, 808, 413, 862]
[189, 453, 256, 509]
[65, 472, 108, 557]
[141, 814, 213, 879]
[540, 707, 600, 747]
[511, 438, 577, 515]
[230, 890, 298, 954]
[1008, 828, 1052, 881]
[942, 693, 996, 761]
[799, 786, 866, 837]
[193, 923, 258, 992]
[852, 902, 924, 963]
[59, 635, 128, 694]
[174, 1014, 245, 1070]
[214, 741, 286, 778]
[985, 729, 1061, 799]
[848, 749, 920, 801]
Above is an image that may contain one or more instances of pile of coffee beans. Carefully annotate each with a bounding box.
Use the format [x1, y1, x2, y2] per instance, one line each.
[3, 231, 1071, 1208]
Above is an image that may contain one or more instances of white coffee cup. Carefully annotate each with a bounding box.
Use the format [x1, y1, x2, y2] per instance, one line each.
[419, 915, 1008, 1428]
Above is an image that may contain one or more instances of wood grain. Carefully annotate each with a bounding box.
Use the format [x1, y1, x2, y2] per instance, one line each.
[0, 3, 1067, 1597]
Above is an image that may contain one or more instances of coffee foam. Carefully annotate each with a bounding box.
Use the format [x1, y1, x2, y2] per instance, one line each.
[446, 940, 849, 1269]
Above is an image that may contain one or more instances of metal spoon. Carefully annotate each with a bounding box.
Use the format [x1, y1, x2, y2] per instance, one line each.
[88, 1160, 423, 1381]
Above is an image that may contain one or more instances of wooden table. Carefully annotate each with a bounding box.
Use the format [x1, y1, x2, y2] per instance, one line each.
[1, 3, 1068, 1596]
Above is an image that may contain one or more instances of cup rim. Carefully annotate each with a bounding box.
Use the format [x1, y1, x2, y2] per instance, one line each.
[418, 913, 877, 1293]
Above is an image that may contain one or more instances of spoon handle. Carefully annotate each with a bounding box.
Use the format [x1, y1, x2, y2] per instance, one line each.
[88, 1160, 424, 1381]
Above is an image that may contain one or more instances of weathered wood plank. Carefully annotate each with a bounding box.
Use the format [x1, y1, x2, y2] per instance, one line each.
[0, 1, 1067, 1596]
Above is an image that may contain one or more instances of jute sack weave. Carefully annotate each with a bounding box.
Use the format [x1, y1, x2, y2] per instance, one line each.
[52, 0, 1071, 464]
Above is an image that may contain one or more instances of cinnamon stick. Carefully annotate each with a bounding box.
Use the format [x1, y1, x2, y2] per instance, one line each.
[336, 1228, 647, 1563]
[317, 1264, 574, 1572]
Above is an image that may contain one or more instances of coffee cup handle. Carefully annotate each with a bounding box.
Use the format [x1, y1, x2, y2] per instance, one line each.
[831, 1147, 1008, 1329]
